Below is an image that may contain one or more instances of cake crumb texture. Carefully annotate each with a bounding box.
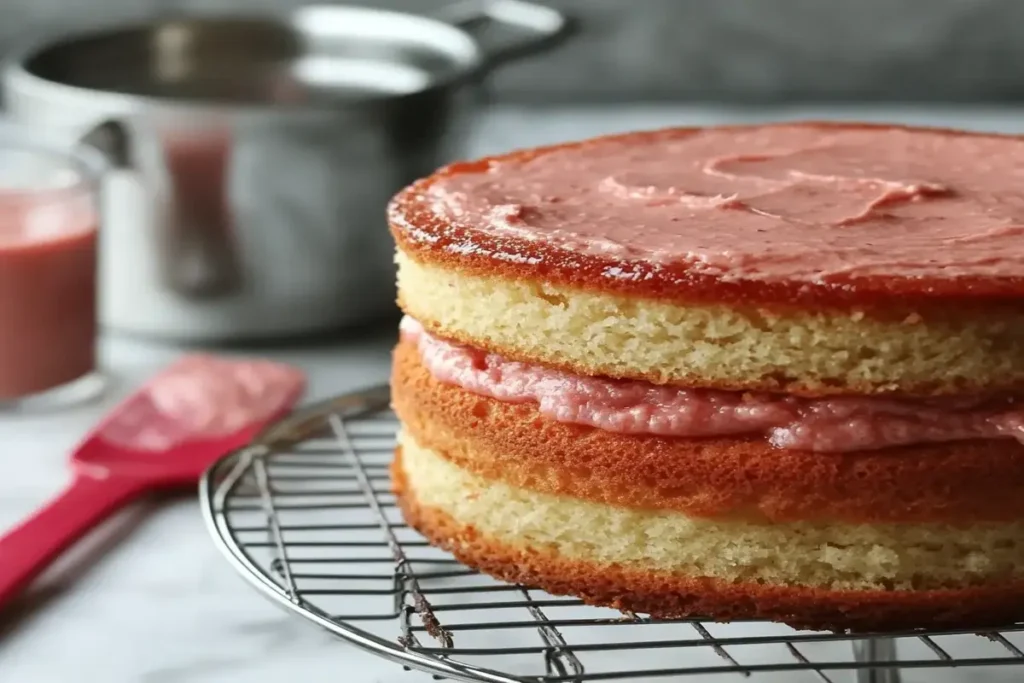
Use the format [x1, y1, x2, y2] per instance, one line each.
[393, 444, 1024, 630]
[397, 433, 1024, 591]
[397, 250, 1024, 396]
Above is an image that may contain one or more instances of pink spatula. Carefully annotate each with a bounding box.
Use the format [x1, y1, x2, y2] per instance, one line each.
[0, 354, 305, 609]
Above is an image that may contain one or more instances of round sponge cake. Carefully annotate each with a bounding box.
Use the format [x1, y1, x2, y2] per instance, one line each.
[390, 123, 1024, 397]
[396, 251, 1024, 397]
[392, 339, 1024, 631]
[393, 446, 1024, 632]
[388, 122, 1024, 631]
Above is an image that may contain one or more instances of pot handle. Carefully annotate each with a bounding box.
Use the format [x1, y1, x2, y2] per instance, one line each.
[79, 120, 133, 170]
[437, 0, 571, 71]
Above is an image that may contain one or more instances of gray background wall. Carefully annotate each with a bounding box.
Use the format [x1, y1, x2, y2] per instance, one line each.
[5, 0, 1024, 103]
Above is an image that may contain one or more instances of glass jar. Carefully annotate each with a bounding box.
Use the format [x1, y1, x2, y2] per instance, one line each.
[0, 123, 105, 409]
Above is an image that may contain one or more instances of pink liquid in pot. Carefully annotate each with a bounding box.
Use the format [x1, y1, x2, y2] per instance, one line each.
[164, 127, 232, 233]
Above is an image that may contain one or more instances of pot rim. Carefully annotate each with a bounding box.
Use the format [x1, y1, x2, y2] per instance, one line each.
[2, 2, 566, 117]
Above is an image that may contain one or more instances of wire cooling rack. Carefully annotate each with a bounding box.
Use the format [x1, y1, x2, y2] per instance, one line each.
[199, 384, 1024, 683]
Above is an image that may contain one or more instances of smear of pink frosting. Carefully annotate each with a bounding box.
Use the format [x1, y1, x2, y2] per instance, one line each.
[402, 317, 1024, 453]
[99, 354, 306, 452]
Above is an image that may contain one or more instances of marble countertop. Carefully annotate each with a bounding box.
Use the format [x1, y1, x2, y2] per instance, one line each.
[5, 105, 1024, 682]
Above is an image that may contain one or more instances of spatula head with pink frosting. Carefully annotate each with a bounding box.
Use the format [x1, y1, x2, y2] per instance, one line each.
[85, 353, 306, 479]
[0, 353, 306, 609]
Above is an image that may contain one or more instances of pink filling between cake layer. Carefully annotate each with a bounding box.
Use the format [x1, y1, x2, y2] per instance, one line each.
[401, 316, 1024, 453]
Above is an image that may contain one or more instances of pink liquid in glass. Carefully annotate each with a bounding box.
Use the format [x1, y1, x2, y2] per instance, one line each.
[0, 143, 100, 403]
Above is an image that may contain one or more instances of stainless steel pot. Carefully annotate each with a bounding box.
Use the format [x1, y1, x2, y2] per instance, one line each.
[2, 1, 569, 342]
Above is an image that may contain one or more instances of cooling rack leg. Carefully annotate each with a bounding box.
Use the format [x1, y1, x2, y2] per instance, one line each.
[852, 637, 901, 683]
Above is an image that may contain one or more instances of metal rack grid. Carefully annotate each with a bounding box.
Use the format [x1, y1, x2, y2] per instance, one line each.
[199, 385, 1024, 683]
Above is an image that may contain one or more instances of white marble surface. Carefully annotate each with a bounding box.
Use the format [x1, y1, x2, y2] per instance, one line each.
[5, 105, 1024, 682]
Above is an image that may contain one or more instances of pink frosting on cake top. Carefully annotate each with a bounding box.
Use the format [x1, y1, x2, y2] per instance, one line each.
[402, 317, 1024, 452]
[422, 125, 1024, 282]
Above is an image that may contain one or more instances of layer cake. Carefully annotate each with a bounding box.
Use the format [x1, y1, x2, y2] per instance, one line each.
[388, 123, 1024, 631]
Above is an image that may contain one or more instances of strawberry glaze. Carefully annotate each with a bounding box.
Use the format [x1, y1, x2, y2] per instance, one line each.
[389, 123, 1024, 308]
[402, 317, 1024, 452]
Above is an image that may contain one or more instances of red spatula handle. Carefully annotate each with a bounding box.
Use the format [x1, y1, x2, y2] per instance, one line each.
[0, 473, 147, 609]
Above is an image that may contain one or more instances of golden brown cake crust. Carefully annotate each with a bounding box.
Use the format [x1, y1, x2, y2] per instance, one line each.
[389, 122, 1024, 313]
[393, 451, 1024, 632]
[392, 339, 1024, 524]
